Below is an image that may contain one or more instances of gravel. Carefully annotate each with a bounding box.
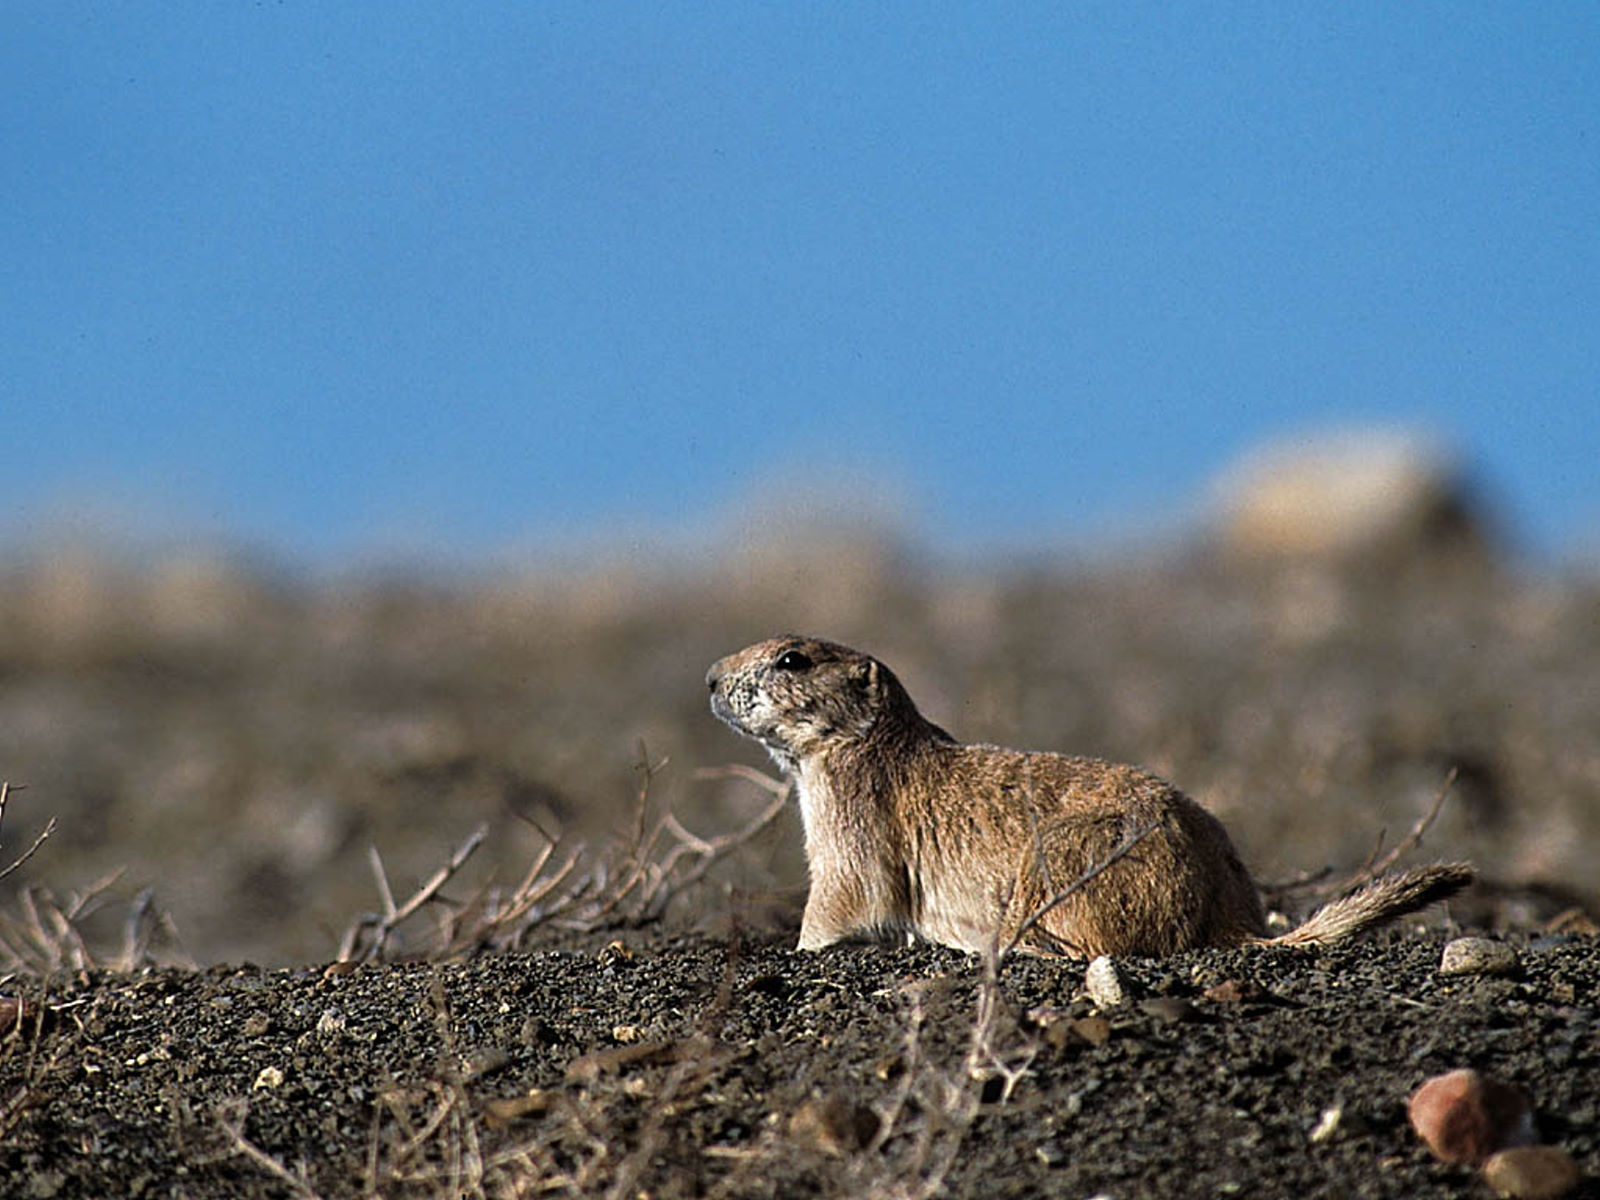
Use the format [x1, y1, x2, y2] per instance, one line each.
[3, 928, 1595, 1198]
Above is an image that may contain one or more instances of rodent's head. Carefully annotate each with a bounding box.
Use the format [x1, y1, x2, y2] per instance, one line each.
[706, 636, 921, 773]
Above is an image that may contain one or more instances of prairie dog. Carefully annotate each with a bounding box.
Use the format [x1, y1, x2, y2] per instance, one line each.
[707, 636, 1473, 957]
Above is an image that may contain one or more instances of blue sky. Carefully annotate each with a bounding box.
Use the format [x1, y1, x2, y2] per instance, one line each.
[4, 5, 1597, 565]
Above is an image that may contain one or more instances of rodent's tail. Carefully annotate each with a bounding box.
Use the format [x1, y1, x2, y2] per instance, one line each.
[1259, 862, 1475, 948]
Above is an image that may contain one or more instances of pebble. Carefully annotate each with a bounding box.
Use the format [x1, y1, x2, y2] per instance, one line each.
[787, 1096, 880, 1156]
[1034, 1139, 1069, 1168]
[251, 1065, 285, 1091]
[462, 1047, 510, 1081]
[1140, 998, 1199, 1024]
[1309, 1105, 1342, 1143]
[1440, 937, 1519, 978]
[1038, 1007, 1115, 1050]
[1202, 979, 1267, 1005]
[1084, 956, 1129, 1008]
[1069, 1016, 1113, 1047]
[1408, 1069, 1533, 1165]
[1482, 1145, 1581, 1200]
[482, 1089, 554, 1126]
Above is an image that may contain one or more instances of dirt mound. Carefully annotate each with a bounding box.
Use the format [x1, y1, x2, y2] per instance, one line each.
[3, 927, 1594, 1198]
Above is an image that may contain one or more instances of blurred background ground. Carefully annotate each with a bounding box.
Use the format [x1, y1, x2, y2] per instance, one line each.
[1, 436, 1595, 966]
[7, 10, 1598, 971]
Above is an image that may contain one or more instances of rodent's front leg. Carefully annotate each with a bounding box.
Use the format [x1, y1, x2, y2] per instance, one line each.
[796, 873, 858, 949]
[796, 847, 913, 949]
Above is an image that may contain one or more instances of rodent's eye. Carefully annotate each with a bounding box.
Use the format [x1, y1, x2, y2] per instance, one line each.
[773, 649, 813, 672]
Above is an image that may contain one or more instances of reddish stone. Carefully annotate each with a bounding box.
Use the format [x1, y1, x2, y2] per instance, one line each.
[1408, 1069, 1533, 1166]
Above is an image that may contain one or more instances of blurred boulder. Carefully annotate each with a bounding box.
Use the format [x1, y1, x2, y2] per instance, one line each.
[1213, 430, 1494, 564]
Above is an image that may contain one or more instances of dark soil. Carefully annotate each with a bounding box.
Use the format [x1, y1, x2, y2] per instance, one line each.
[3, 927, 1596, 1199]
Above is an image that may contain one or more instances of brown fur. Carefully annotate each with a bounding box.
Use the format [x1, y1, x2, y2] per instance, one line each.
[707, 636, 1473, 957]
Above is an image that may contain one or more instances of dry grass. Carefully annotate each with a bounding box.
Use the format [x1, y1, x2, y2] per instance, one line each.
[209, 954, 745, 1199]
[0, 780, 188, 977]
[0, 872, 190, 976]
[336, 756, 790, 964]
[0, 784, 55, 884]
[1257, 766, 1460, 915]
[207, 949, 1040, 1200]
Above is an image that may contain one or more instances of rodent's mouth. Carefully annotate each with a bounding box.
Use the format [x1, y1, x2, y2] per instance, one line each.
[708, 689, 800, 777]
[708, 690, 744, 730]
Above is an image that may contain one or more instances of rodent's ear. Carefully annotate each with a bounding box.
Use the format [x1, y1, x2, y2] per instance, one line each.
[857, 658, 884, 700]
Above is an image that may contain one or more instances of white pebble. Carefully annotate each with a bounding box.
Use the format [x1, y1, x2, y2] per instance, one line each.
[1084, 956, 1128, 1008]
[1309, 1105, 1343, 1143]
[1440, 937, 1519, 978]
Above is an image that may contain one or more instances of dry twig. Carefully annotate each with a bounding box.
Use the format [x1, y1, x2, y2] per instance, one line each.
[0, 783, 56, 883]
[1262, 767, 1460, 905]
[338, 825, 489, 962]
[1000, 820, 1158, 961]
[216, 1100, 326, 1200]
[1346, 766, 1460, 888]
[338, 758, 791, 963]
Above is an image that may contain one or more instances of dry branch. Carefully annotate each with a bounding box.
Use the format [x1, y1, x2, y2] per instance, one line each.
[338, 759, 791, 963]
[0, 783, 56, 883]
[1262, 767, 1460, 905]
[1347, 766, 1460, 888]
[216, 1100, 327, 1200]
[1000, 820, 1158, 962]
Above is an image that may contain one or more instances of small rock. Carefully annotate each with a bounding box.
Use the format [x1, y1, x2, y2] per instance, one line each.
[251, 1065, 285, 1092]
[1309, 1105, 1342, 1143]
[1408, 1069, 1533, 1165]
[871, 1052, 904, 1081]
[1069, 1016, 1113, 1047]
[1031, 1004, 1114, 1050]
[1482, 1145, 1581, 1200]
[1026, 1003, 1068, 1027]
[1035, 1139, 1069, 1168]
[24, 1169, 64, 1199]
[788, 1096, 880, 1156]
[482, 1089, 554, 1127]
[462, 1047, 510, 1081]
[1084, 956, 1129, 1008]
[518, 1016, 546, 1045]
[1202, 979, 1265, 1004]
[1440, 938, 1519, 978]
[564, 1041, 674, 1083]
[1140, 998, 1199, 1024]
